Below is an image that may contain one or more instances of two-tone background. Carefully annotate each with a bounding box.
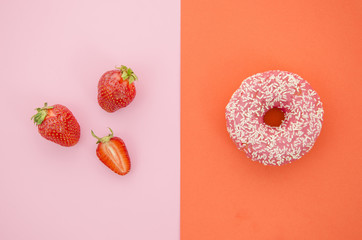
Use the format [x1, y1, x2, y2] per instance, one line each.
[1, 0, 361, 239]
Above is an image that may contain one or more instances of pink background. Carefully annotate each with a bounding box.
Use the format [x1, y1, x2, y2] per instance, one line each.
[0, 0, 180, 239]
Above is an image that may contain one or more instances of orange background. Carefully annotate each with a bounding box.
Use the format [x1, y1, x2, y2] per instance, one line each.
[181, 0, 362, 239]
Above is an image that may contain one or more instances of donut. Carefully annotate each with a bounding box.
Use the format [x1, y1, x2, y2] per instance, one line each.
[225, 70, 324, 166]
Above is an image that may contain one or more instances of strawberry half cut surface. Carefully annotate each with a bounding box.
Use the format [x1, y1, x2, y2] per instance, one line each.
[97, 65, 138, 113]
[31, 102, 81, 147]
[91, 128, 131, 175]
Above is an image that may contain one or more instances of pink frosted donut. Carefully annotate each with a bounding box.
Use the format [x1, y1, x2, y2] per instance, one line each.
[225, 70, 324, 166]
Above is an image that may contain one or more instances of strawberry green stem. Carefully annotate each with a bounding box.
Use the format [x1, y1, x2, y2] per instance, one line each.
[91, 128, 114, 144]
[115, 65, 138, 84]
[31, 102, 54, 125]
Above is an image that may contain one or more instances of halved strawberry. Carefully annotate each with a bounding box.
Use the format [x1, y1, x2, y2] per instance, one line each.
[97, 65, 138, 113]
[91, 128, 131, 175]
[31, 102, 81, 147]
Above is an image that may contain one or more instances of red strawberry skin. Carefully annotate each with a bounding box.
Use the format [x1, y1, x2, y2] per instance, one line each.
[97, 67, 137, 113]
[91, 129, 131, 175]
[35, 104, 81, 147]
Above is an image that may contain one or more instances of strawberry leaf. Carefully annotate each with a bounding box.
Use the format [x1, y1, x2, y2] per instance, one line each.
[31, 102, 54, 125]
[116, 65, 138, 84]
[91, 128, 114, 144]
[129, 76, 136, 84]
[121, 71, 128, 80]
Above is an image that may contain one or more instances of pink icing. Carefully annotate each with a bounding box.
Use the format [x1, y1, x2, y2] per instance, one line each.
[225, 70, 324, 166]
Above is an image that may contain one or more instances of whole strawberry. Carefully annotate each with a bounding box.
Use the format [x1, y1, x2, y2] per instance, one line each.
[97, 65, 138, 113]
[31, 103, 81, 147]
[91, 128, 131, 175]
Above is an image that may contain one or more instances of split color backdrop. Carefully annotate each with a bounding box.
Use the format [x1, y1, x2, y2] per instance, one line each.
[1, 0, 362, 239]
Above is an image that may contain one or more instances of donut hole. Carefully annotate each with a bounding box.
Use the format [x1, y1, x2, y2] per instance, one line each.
[263, 108, 285, 127]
